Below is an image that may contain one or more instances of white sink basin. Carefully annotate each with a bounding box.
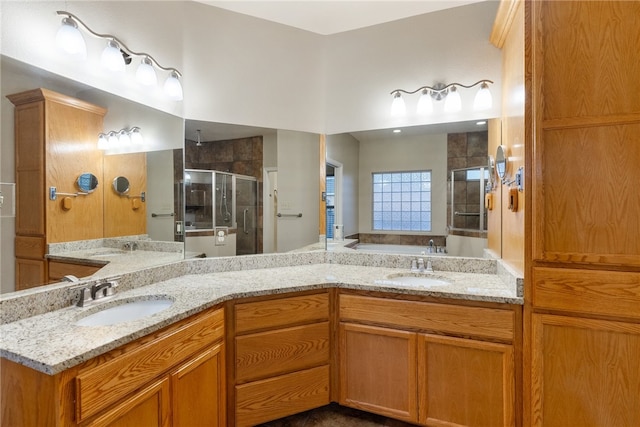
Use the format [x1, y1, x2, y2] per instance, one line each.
[76, 298, 174, 327]
[380, 274, 450, 287]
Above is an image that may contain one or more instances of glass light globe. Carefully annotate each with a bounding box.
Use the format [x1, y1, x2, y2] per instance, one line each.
[390, 92, 406, 117]
[416, 89, 433, 115]
[164, 71, 183, 101]
[101, 40, 125, 72]
[473, 82, 493, 111]
[136, 57, 157, 86]
[56, 17, 87, 60]
[444, 86, 462, 113]
[130, 127, 144, 145]
[118, 130, 131, 146]
[97, 133, 108, 150]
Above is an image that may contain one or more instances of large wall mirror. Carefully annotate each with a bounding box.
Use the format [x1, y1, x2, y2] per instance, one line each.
[183, 120, 321, 258]
[0, 56, 185, 293]
[326, 119, 496, 258]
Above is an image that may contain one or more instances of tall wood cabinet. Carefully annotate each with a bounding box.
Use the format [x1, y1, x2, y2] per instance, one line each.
[7, 88, 106, 290]
[525, 1, 640, 425]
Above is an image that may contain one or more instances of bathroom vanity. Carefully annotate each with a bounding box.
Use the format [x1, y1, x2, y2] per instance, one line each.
[0, 252, 522, 427]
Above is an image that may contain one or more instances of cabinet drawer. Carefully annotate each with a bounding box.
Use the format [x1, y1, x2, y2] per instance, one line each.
[235, 365, 330, 426]
[340, 294, 514, 341]
[235, 293, 329, 334]
[48, 260, 101, 281]
[236, 321, 330, 383]
[533, 267, 640, 320]
[75, 307, 224, 422]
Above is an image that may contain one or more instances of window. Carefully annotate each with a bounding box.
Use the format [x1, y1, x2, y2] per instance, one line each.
[372, 171, 431, 232]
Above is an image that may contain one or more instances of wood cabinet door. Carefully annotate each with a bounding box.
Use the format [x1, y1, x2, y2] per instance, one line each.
[171, 342, 226, 427]
[418, 334, 515, 427]
[339, 323, 418, 423]
[81, 377, 170, 427]
[532, 314, 640, 427]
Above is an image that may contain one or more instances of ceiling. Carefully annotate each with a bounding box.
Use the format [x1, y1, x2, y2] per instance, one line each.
[195, 0, 486, 35]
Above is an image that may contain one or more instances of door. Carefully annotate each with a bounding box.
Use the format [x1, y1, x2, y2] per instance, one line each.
[235, 176, 258, 255]
[171, 342, 226, 427]
[418, 334, 515, 427]
[339, 323, 418, 423]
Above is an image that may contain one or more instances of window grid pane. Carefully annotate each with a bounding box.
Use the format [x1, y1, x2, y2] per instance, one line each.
[372, 171, 431, 231]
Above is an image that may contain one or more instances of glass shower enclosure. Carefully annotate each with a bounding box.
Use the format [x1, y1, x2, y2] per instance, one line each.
[184, 169, 258, 256]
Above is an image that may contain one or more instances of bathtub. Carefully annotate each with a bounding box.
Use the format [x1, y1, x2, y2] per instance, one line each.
[353, 243, 446, 255]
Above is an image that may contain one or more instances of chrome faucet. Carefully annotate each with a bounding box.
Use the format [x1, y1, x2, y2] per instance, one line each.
[428, 239, 435, 253]
[425, 258, 434, 273]
[91, 281, 115, 300]
[74, 279, 118, 307]
[123, 241, 138, 251]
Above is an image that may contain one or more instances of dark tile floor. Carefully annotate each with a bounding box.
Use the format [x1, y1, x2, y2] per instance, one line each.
[256, 404, 419, 427]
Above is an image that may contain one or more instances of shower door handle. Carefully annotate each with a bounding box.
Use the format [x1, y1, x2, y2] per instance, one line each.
[243, 208, 249, 234]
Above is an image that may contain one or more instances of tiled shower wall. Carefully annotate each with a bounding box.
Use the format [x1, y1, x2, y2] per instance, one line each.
[447, 131, 488, 237]
[184, 136, 264, 253]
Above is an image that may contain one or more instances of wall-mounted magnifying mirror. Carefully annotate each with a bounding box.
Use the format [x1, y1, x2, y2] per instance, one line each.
[76, 173, 99, 193]
[495, 145, 508, 180]
[112, 176, 130, 195]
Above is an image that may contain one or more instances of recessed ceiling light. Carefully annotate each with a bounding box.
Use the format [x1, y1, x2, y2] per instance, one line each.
[393, 129, 402, 134]
[476, 121, 487, 126]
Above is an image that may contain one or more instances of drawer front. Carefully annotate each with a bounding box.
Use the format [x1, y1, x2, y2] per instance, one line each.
[236, 322, 330, 383]
[48, 261, 101, 281]
[533, 267, 640, 320]
[76, 308, 224, 422]
[235, 293, 329, 334]
[235, 365, 330, 427]
[340, 294, 514, 342]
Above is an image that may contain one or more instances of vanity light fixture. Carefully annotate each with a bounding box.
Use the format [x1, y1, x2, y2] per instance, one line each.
[98, 127, 144, 150]
[390, 80, 493, 116]
[55, 11, 183, 101]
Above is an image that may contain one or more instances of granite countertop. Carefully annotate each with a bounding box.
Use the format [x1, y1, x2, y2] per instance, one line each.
[47, 248, 200, 280]
[0, 259, 521, 375]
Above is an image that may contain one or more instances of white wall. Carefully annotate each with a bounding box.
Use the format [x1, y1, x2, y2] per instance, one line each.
[181, 2, 326, 133]
[1, 1, 501, 135]
[358, 133, 448, 235]
[146, 150, 176, 242]
[324, 1, 502, 134]
[276, 130, 320, 251]
[326, 133, 360, 238]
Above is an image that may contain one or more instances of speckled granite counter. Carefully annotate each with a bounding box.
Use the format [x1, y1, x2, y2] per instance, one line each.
[0, 252, 522, 375]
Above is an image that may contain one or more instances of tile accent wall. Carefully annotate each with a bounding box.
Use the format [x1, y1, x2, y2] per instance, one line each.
[185, 137, 264, 253]
[447, 131, 488, 237]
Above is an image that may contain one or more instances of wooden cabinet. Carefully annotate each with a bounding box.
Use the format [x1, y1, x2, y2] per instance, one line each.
[7, 89, 106, 290]
[339, 293, 519, 427]
[418, 334, 514, 427]
[1, 306, 225, 427]
[48, 260, 102, 283]
[524, 1, 640, 425]
[339, 323, 417, 422]
[81, 377, 171, 427]
[229, 292, 331, 426]
[530, 314, 640, 427]
[171, 342, 226, 427]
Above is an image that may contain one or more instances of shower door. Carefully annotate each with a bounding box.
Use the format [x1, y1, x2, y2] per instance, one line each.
[235, 176, 258, 255]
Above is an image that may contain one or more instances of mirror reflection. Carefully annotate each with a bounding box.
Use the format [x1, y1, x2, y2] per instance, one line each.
[184, 120, 322, 257]
[326, 119, 495, 258]
[0, 56, 185, 293]
[112, 176, 130, 195]
[77, 173, 99, 193]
